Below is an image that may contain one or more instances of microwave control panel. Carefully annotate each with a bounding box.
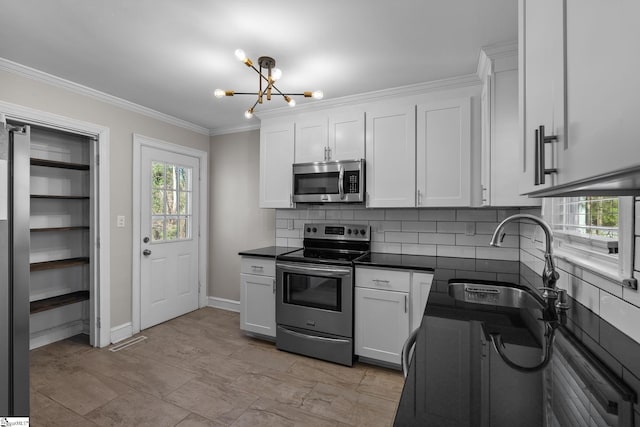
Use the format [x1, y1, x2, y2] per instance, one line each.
[344, 170, 360, 194]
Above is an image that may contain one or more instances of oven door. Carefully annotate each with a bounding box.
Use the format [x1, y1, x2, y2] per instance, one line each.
[276, 261, 353, 337]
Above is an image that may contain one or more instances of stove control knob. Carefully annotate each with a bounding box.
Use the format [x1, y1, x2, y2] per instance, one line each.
[306, 227, 311, 233]
[312, 227, 317, 233]
[360, 229, 367, 236]
[347, 229, 352, 234]
[353, 229, 359, 235]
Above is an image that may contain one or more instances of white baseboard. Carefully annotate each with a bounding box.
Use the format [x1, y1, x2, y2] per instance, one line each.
[110, 322, 133, 344]
[30, 320, 85, 350]
[208, 296, 240, 312]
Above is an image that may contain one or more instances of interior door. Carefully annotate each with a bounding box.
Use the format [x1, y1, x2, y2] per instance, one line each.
[140, 146, 199, 329]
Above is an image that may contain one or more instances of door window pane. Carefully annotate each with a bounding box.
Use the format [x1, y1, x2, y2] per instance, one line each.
[150, 160, 193, 243]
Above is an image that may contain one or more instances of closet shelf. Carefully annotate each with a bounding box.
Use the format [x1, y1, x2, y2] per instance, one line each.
[30, 257, 90, 272]
[31, 226, 90, 232]
[30, 158, 90, 170]
[30, 290, 90, 314]
[31, 194, 90, 200]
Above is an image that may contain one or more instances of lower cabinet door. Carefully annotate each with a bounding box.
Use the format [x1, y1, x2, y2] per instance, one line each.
[240, 273, 276, 337]
[355, 287, 409, 365]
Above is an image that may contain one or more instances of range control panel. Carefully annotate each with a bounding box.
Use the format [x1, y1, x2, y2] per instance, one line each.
[303, 223, 370, 241]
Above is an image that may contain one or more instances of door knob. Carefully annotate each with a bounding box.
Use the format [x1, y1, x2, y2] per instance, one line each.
[143, 237, 150, 243]
[143, 249, 152, 256]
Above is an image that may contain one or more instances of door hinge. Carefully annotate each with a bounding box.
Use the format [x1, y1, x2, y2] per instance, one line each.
[97, 317, 101, 329]
[96, 154, 100, 166]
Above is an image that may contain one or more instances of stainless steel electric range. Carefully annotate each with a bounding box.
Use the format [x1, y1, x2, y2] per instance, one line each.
[275, 223, 371, 366]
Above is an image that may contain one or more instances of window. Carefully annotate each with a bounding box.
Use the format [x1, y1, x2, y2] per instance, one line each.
[151, 161, 193, 242]
[543, 196, 633, 279]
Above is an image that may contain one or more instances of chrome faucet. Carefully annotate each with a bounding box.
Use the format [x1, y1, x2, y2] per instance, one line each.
[490, 214, 560, 291]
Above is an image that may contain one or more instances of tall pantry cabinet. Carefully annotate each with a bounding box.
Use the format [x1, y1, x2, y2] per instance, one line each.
[29, 125, 95, 349]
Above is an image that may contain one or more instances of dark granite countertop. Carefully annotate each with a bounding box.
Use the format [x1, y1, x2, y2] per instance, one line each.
[394, 261, 640, 426]
[238, 246, 298, 258]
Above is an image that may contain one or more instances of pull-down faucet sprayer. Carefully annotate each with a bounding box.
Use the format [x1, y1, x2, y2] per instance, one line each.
[490, 214, 560, 291]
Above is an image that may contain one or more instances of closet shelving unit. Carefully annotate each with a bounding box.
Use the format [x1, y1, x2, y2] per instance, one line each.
[28, 126, 94, 346]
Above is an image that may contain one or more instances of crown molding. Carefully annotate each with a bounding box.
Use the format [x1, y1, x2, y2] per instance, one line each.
[209, 122, 261, 137]
[477, 40, 518, 79]
[0, 57, 210, 136]
[256, 73, 482, 122]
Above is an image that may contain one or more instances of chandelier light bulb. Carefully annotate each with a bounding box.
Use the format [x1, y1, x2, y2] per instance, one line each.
[214, 88, 225, 99]
[271, 68, 282, 81]
[288, 98, 296, 107]
[234, 49, 247, 62]
[312, 90, 324, 100]
[244, 109, 254, 119]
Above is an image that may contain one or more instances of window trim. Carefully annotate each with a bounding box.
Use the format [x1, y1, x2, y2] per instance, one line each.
[542, 196, 634, 282]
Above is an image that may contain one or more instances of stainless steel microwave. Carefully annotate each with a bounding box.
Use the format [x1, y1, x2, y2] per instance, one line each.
[292, 159, 365, 203]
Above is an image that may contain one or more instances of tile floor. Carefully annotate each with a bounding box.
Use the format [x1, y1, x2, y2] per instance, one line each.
[29, 307, 404, 426]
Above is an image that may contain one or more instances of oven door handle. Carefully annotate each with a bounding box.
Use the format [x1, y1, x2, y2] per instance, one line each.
[279, 326, 351, 344]
[277, 263, 352, 276]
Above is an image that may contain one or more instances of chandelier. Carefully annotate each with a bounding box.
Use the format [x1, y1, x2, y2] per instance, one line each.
[214, 49, 323, 119]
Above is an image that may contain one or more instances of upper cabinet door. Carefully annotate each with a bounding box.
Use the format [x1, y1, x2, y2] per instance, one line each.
[416, 98, 471, 207]
[558, 0, 640, 185]
[365, 104, 416, 207]
[328, 111, 365, 161]
[259, 120, 295, 208]
[294, 117, 328, 164]
[519, 0, 564, 194]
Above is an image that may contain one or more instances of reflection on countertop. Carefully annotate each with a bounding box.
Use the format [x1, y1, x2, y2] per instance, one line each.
[394, 261, 639, 427]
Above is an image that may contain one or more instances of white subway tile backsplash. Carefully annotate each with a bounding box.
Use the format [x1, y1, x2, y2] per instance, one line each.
[475, 247, 519, 261]
[419, 233, 455, 245]
[402, 243, 436, 256]
[437, 245, 476, 258]
[276, 228, 301, 239]
[386, 209, 419, 221]
[582, 270, 623, 299]
[419, 209, 455, 221]
[385, 231, 418, 244]
[287, 238, 303, 248]
[457, 209, 497, 222]
[369, 220, 402, 232]
[600, 292, 640, 344]
[354, 209, 385, 220]
[476, 222, 519, 235]
[372, 242, 402, 254]
[275, 219, 289, 229]
[401, 221, 437, 232]
[276, 210, 298, 219]
[437, 222, 468, 234]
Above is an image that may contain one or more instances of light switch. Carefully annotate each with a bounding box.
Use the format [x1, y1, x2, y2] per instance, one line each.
[116, 215, 125, 228]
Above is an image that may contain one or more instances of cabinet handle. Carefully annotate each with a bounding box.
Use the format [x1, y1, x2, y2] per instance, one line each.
[327, 147, 332, 161]
[372, 279, 390, 286]
[404, 294, 408, 313]
[251, 265, 264, 271]
[536, 125, 558, 185]
[401, 328, 420, 379]
[417, 189, 422, 206]
[273, 278, 276, 294]
[324, 146, 328, 161]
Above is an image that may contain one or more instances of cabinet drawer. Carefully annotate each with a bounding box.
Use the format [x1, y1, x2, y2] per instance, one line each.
[355, 267, 410, 293]
[240, 256, 275, 277]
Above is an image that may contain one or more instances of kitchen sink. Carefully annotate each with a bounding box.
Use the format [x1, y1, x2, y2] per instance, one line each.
[448, 280, 545, 309]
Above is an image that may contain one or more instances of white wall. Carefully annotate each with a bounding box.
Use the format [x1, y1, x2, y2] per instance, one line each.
[0, 68, 210, 328]
[209, 130, 275, 301]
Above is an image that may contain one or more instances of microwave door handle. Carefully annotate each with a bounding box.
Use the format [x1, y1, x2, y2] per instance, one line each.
[338, 166, 345, 200]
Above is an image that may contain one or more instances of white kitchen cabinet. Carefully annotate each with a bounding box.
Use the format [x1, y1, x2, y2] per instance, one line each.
[365, 104, 416, 207]
[355, 267, 416, 365]
[294, 111, 365, 163]
[240, 256, 276, 337]
[479, 44, 540, 207]
[355, 287, 409, 365]
[556, 0, 640, 186]
[294, 117, 328, 163]
[328, 111, 365, 161]
[416, 98, 471, 207]
[518, 0, 564, 194]
[410, 272, 433, 331]
[259, 120, 295, 208]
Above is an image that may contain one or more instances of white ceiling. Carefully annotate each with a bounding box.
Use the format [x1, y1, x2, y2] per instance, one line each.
[0, 0, 517, 135]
